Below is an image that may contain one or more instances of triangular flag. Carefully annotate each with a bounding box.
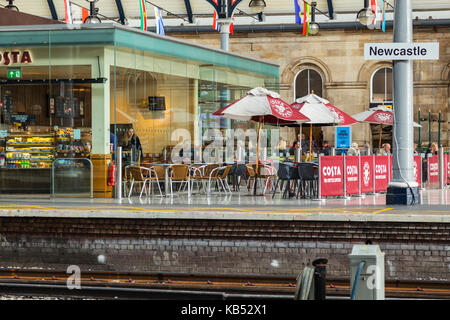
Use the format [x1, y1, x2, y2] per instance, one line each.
[82, 7, 89, 23]
[64, 0, 73, 24]
[139, 0, 147, 31]
[154, 7, 165, 35]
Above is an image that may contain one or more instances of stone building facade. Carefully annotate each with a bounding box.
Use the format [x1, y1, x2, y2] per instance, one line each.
[172, 24, 450, 150]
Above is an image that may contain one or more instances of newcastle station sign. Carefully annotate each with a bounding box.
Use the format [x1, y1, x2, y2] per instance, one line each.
[364, 43, 439, 60]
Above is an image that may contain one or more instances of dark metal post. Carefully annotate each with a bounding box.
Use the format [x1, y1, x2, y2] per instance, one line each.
[312, 258, 328, 300]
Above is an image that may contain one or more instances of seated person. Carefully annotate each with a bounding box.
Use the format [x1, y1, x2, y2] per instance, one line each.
[347, 142, 360, 156]
[322, 141, 332, 155]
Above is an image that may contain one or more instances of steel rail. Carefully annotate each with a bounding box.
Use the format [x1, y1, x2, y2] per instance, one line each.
[0, 269, 448, 299]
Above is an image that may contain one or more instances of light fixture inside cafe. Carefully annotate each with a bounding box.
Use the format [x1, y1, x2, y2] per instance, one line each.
[84, 0, 102, 24]
[5, 0, 19, 11]
[356, 0, 376, 26]
[249, 0, 266, 14]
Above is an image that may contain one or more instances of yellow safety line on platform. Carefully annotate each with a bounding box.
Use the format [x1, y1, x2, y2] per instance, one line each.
[372, 208, 393, 214]
[0, 204, 390, 215]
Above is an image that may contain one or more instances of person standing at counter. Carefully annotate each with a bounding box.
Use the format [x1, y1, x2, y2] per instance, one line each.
[121, 128, 143, 163]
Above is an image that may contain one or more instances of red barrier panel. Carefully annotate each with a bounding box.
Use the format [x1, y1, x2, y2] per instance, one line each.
[374, 156, 389, 192]
[389, 155, 393, 182]
[319, 156, 344, 197]
[413, 155, 422, 188]
[360, 155, 374, 194]
[344, 156, 359, 195]
[445, 154, 449, 185]
[428, 155, 439, 184]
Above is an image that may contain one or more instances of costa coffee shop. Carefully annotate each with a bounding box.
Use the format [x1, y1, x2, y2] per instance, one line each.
[0, 10, 278, 197]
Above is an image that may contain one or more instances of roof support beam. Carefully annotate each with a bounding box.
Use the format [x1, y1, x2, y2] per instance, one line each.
[114, 0, 126, 25]
[327, 0, 335, 19]
[47, 0, 58, 20]
[205, 0, 244, 17]
[184, 0, 193, 23]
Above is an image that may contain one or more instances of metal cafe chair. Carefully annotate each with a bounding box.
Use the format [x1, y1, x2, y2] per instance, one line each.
[296, 162, 319, 199]
[229, 163, 248, 191]
[127, 166, 152, 198]
[191, 164, 220, 195]
[169, 164, 191, 197]
[148, 165, 164, 197]
[218, 165, 233, 194]
[259, 164, 277, 194]
[272, 162, 299, 199]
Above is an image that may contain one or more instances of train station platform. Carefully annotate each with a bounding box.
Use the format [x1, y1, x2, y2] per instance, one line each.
[0, 188, 448, 283]
[0, 188, 449, 223]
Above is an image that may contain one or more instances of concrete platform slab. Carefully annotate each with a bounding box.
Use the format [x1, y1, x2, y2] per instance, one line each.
[0, 188, 449, 223]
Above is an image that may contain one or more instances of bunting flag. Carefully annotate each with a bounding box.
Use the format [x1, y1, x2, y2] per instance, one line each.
[381, 0, 387, 32]
[64, 0, 73, 24]
[294, 0, 302, 25]
[81, 7, 89, 23]
[213, 10, 219, 31]
[302, 1, 310, 36]
[139, 0, 147, 31]
[229, 14, 234, 35]
[370, 0, 379, 27]
[154, 7, 165, 35]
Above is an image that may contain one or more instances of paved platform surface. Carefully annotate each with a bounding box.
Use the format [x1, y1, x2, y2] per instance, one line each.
[0, 188, 449, 223]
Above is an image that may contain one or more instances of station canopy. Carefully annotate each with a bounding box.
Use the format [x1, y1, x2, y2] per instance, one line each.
[3, 0, 450, 30]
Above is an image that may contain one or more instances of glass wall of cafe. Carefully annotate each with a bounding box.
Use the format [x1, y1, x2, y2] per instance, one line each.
[0, 26, 279, 195]
[111, 49, 277, 168]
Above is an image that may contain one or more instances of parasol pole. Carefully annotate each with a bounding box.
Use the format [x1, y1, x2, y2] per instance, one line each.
[254, 116, 262, 195]
[308, 123, 313, 162]
[309, 90, 314, 162]
[378, 124, 383, 153]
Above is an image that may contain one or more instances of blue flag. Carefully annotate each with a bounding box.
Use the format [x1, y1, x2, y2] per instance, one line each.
[154, 7, 165, 35]
[294, 0, 302, 24]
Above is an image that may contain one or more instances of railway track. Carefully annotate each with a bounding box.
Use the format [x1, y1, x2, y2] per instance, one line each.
[0, 269, 448, 299]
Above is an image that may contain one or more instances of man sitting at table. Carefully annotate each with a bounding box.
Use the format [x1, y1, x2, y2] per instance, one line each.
[347, 142, 360, 156]
[322, 141, 332, 155]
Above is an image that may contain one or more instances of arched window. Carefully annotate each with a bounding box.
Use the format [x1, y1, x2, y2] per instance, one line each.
[294, 68, 323, 99]
[370, 67, 392, 108]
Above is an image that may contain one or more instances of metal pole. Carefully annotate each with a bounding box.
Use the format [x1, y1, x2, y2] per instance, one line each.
[116, 146, 122, 199]
[386, 0, 419, 204]
[418, 109, 421, 151]
[438, 111, 441, 148]
[312, 258, 328, 300]
[439, 146, 445, 189]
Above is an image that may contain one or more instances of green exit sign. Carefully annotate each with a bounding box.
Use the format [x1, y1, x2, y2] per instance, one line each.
[7, 69, 22, 79]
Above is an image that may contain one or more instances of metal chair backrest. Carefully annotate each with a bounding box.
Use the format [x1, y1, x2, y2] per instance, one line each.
[129, 166, 145, 181]
[203, 164, 219, 178]
[220, 165, 232, 179]
[277, 162, 298, 180]
[171, 164, 189, 181]
[298, 163, 319, 181]
[246, 165, 256, 177]
[151, 165, 165, 180]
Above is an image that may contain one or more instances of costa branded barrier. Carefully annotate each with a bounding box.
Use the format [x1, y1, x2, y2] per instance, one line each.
[359, 155, 374, 194]
[413, 155, 422, 188]
[344, 156, 359, 196]
[319, 156, 344, 197]
[428, 155, 439, 184]
[318, 154, 425, 198]
[374, 156, 389, 192]
[445, 154, 449, 185]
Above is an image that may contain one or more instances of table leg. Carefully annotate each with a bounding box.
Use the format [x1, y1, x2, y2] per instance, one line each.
[165, 166, 170, 196]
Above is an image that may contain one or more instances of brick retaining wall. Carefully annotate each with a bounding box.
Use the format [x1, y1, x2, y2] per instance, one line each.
[0, 217, 448, 281]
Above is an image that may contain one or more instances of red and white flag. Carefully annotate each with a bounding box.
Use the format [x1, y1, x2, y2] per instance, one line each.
[64, 0, 73, 24]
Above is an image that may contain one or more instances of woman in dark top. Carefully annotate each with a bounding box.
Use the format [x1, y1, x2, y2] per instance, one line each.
[121, 128, 143, 162]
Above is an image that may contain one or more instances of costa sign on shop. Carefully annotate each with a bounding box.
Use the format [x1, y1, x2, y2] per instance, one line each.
[374, 156, 389, 192]
[0, 50, 32, 66]
[345, 156, 359, 195]
[319, 156, 344, 197]
[360, 156, 374, 193]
